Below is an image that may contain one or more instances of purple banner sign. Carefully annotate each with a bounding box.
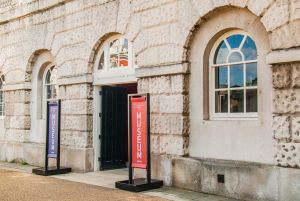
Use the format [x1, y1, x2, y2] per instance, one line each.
[48, 102, 59, 158]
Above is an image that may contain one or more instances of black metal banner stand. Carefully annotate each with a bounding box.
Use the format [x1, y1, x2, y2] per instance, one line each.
[115, 94, 163, 192]
[32, 100, 71, 176]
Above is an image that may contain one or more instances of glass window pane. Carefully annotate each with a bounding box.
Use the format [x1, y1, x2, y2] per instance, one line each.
[228, 52, 243, 63]
[109, 38, 129, 68]
[0, 92, 2, 102]
[215, 66, 228, 89]
[246, 89, 257, 112]
[98, 51, 105, 70]
[241, 36, 257, 61]
[230, 64, 244, 88]
[46, 85, 52, 99]
[215, 91, 228, 113]
[45, 70, 51, 84]
[214, 41, 229, 64]
[246, 63, 257, 86]
[226, 34, 244, 49]
[52, 85, 57, 99]
[230, 90, 244, 113]
[119, 38, 128, 67]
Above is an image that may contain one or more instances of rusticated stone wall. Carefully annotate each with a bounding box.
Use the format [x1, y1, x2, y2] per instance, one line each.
[273, 62, 300, 167]
[138, 74, 189, 156]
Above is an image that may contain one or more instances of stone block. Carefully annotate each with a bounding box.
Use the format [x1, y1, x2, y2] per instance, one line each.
[151, 114, 189, 135]
[4, 90, 30, 103]
[279, 167, 300, 201]
[149, 76, 171, 94]
[61, 131, 93, 148]
[272, 64, 291, 89]
[59, 84, 93, 100]
[159, 134, 188, 155]
[4, 102, 30, 116]
[172, 157, 202, 192]
[5, 128, 30, 142]
[275, 143, 300, 167]
[273, 89, 300, 114]
[150, 134, 160, 154]
[4, 115, 31, 129]
[292, 62, 300, 88]
[273, 116, 290, 140]
[261, 0, 289, 32]
[159, 94, 189, 114]
[150, 95, 159, 113]
[290, 0, 300, 21]
[137, 78, 149, 94]
[270, 20, 300, 50]
[60, 147, 94, 172]
[61, 115, 93, 131]
[247, 0, 274, 16]
[292, 117, 300, 142]
[171, 74, 188, 94]
[151, 154, 173, 186]
[61, 99, 93, 115]
[191, 0, 214, 18]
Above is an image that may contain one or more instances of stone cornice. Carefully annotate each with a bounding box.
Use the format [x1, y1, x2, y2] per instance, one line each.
[267, 48, 300, 65]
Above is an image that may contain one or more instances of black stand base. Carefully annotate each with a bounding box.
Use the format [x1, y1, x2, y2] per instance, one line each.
[32, 167, 72, 176]
[115, 178, 163, 192]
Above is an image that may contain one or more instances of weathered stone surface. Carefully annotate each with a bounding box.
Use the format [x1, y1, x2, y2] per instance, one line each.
[4, 103, 30, 116]
[160, 134, 188, 155]
[292, 117, 300, 142]
[275, 143, 300, 167]
[61, 99, 93, 115]
[4, 115, 30, 130]
[247, 0, 274, 16]
[59, 84, 93, 100]
[272, 64, 291, 89]
[273, 89, 300, 114]
[292, 62, 300, 88]
[151, 114, 188, 135]
[61, 131, 93, 148]
[273, 116, 290, 140]
[159, 94, 189, 114]
[61, 115, 93, 131]
[149, 76, 171, 94]
[290, 0, 300, 21]
[261, 0, 289, 31]
[270, 20, 300, 50]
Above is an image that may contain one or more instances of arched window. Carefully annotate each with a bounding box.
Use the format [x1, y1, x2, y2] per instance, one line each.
[0, 75, 4, 116]
[210, 31, 258, 118]
[43, 65, 58, 102]
[96, 36, 132, 71]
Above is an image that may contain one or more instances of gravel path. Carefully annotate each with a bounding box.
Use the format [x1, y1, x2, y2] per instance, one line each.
[0, 169, 169, 201]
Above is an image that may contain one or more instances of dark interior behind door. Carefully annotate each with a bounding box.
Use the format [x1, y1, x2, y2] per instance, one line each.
[100, 86, 128, 170]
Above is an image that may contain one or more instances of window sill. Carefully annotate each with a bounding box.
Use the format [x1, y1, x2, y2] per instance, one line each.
[208, 117, 258, 121]
[0, 116, 5, 120]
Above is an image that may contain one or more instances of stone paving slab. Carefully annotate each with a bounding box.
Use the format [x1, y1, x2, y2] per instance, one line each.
[0, 162, 245, 201]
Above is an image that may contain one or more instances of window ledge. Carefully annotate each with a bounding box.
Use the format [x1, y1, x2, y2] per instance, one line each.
[208, 117, 258, 121]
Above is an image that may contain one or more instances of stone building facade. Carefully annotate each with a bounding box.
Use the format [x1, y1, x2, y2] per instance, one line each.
[0, 0, 300, 200]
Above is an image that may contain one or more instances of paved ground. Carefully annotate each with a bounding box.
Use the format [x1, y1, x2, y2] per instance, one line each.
[0, 162, 244, 201]
[0, 169, 167, 201]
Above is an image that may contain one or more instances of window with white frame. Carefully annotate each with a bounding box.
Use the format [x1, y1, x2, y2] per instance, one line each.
[210, 31, 258, 119]
[43, 65, 58, 102]
[0, 75, 5, 116]
[97, 36, 132, 70]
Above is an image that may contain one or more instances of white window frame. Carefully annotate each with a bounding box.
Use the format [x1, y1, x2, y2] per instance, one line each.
[0, 75, 5, 118]
[42, 64, 58, 119]
[209, 30, 258, 120]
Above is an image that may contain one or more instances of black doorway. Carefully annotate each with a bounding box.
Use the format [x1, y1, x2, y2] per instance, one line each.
[99, 83, 137, 170]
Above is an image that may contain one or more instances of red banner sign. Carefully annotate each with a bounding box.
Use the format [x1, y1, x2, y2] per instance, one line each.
[131, 97, 147, 169]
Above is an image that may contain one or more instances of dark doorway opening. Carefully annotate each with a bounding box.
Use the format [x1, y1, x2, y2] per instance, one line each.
[99, 83, 137, 170]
